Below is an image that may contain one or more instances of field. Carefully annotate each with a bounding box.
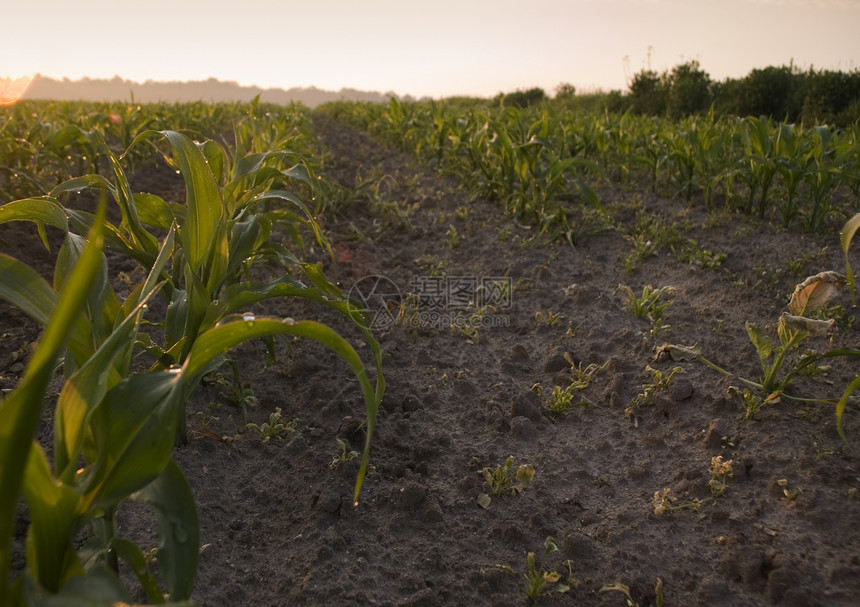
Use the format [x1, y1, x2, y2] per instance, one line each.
[2, 99, 859, 606]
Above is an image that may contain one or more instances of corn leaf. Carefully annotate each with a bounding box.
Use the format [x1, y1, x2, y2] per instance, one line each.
[0, 203, 106, 602]
[54, 290, 158, 481]
[130, 458, 199, 601]
[184, 316, 380, 502]
[842, 212, 860, 305]
[150, 130, 225, 279]
[836, 374, 860, 446]
[0, 198, 69, 250]
[23, 564, 136, 606]
[0, 252, 58, 327]
[109, 538, 164, 603]
[133, 193, 176, 231]
[21, 444, 83, 593]
[82, 370, 182, 510]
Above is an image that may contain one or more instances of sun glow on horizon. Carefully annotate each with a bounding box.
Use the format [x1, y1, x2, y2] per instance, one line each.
[0, 75, 35, 105]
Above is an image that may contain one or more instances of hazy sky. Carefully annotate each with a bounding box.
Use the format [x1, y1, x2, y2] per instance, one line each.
[2, 0, 858, 98]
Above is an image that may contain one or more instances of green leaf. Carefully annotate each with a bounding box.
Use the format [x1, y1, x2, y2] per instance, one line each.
[25, 564, 135, 606]
[0, 198, 70, 249]
[746, 322, 773, 365]
[130, 459, 199, 601]
[0, 252, 58, 327]
[184, 316, 380, 502]
[133, 193, 176, 231]
[836, 374, 860, 446]
[161, 130, 225, 277]
[109, 538, 164, 603]
[54, 291, 157, 481]
[0, 201, 106, 603]
[21, 444, 83, 593]
[82, 370, 183, 510]
[841, 212, 860, 305]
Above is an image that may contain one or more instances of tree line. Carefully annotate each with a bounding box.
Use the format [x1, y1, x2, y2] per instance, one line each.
[498, 63, 860, 126]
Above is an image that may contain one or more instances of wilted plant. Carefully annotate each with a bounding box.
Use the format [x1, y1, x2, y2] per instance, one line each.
[708, 456, 733, 498]
[627, 365, 684, 418]
[497, 537, 573, 604]
[661, 264, 858, 440]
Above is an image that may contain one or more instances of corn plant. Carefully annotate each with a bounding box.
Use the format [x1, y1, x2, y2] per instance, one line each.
[0, 122, 385, 602]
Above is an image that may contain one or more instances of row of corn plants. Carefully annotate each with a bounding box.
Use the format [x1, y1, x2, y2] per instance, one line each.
[0, 98, 318, 201]
[324, 99, 860, 234]
[0, 103, 384, 604]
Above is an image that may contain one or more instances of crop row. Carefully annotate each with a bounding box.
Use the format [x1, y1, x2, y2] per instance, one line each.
[325, 99, 860, 235]
[0, 100, 384, 604]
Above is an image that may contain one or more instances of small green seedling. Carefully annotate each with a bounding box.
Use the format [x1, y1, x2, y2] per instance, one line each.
[616, 284, 675, 336]
[245, 407, 297, 443]
[446, 225, 460, 248]
[330, 438, 359, 469]
[545, 384, 593, 415]
[535, 310, 564, 327]
[451, 322, 480, 343]
[477, 456, 535, 508]
[565, 353, 608, 390]
[498, 537, 573, 604]
[547, 385, 575, 414]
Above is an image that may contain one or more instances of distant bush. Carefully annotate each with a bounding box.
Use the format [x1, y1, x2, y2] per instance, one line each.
[499, 87, 547, 108]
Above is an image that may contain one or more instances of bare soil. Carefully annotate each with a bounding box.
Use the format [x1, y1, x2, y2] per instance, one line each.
[3, 114, 859, 606]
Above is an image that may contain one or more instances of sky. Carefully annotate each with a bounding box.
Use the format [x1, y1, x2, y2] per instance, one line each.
[2, 0, 858, 99]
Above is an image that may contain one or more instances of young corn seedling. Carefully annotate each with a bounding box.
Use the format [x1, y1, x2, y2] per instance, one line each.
[497, 537, 573, 604]
[476, 456, 535, 508]
[0, 123, 385, 602]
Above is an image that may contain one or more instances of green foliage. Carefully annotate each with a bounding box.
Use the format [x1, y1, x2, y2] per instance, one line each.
[665, 61, 713, 119]
[246, 407, 298, 443]
[0, 105, 385, 602]
[498, 537, 574, 604]
[500, 87, 547, 108]
[616, 284, 675, 335]
[477, 456, 535, 508]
